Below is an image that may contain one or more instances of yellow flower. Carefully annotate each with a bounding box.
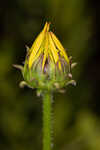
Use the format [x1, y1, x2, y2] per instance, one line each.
[28, 22, 69, 72]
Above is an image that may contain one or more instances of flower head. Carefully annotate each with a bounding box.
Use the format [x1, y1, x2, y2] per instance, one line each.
[14, 22, 76, 92]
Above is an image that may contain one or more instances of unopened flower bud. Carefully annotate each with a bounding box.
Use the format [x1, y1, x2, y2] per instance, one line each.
[14, 22, 76, 91]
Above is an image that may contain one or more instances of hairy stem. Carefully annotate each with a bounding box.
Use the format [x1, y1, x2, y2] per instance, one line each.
[42, 90, 53, 150]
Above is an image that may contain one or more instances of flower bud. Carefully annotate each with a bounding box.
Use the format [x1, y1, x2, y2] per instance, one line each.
[15, 22, 76, 91]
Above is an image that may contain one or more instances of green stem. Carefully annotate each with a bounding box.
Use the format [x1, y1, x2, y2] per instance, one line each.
[43, 90, 53, 150]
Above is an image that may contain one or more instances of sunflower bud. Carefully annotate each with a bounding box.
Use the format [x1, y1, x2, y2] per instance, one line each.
[14, 22, 76, 91]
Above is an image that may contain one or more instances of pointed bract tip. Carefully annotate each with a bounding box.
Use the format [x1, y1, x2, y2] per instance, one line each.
[19, 81, 28, 88]
[25, 45, 30, 52]
[66, 80, 76, 86]
[71, 62, 77, 69]
[13, 64, 23, 71]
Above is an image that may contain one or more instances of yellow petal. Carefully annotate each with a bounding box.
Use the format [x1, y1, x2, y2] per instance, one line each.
[50, 32, 69, 64]
[58, 61, 62, 70]
[48, 48, 54, 62]
[28, 22, 50, 68]
[31, 46, 43, 64]
[48, 32, 59, 64]
[42, 33, 49, 70]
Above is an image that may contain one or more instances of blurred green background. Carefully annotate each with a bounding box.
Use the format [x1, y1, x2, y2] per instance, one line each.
[0, 0, 100, 150]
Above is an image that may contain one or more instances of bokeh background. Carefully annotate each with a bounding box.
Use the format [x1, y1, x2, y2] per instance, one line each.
[0, 0, 100, 150]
